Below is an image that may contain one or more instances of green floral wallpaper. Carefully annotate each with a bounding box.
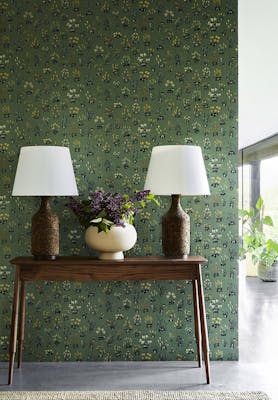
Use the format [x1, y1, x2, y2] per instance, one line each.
[0, 0, 238, 362]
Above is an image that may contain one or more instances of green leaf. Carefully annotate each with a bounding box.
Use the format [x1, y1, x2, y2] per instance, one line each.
[139, 200, 145, 208]
[146, 193, 160, 205]
[128, 215, 134, 225]
[99, 221, 109, 233]
[243, 235, 255, 246]
[239, 209, 249, 217]
[256, 196, 264, 210]
[239, 248, 247, 260]
[266, 239, 278, 253]
[260, 251, 276, 267]
[90, 217, 102, 224]
[102, 218, 113, 226]
[262, 215, 273, 226]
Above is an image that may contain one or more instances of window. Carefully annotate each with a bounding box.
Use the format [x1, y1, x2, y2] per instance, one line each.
[239, 134, 278, 233]
[239, 134, 278, 212]
[238, 135, 278, 281]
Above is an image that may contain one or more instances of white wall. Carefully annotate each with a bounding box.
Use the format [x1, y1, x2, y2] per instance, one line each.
[239, 0, 278, 149]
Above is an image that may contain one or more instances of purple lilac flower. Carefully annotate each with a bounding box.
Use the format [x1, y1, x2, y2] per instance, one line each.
[68, 197, 83, 215]
[67, 188, 157, 231]
[135, 189, 150, 201]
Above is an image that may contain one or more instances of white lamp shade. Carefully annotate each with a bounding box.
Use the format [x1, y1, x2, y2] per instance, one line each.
[144, 145, 210, 195]
[12, 146, 79, 196]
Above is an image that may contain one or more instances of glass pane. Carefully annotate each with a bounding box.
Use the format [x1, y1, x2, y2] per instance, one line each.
[238, 164, 251, 210]
[238, 164, 251, 237]
[261, 156, 278, 242]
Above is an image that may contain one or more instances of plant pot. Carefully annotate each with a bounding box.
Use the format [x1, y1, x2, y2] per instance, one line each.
[257, 261, 278, 282]
[85, 223, 137, 260]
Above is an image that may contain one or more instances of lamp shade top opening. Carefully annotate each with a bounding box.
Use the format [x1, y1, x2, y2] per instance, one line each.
[12, 146, 79, 196]
[144, 145, 210, 196]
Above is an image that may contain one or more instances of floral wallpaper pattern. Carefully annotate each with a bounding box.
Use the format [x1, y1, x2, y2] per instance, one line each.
[0, 0, 238, 362]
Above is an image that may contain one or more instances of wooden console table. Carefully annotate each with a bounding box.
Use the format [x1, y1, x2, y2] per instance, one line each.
[8, 256, 210, 385]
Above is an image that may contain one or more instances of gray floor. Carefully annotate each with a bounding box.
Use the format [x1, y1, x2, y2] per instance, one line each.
[1, 267, 278, 399]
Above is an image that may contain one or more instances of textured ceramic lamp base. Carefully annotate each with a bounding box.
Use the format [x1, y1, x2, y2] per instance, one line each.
[31, 196, 59, 260]
[162, 194, 190, 258]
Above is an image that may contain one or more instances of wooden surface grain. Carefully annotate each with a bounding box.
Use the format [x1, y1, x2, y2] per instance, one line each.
[10, 256, 207, 282]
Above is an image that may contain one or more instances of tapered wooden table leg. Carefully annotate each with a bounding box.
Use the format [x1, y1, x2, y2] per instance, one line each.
[192, 279, 202, 367]
[8, 267, 20, 385]
[17, 281, 25, 368]
[196, 264, 211, 384]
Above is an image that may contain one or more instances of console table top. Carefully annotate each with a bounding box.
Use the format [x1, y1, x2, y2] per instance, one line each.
[11, 255, 208, 266]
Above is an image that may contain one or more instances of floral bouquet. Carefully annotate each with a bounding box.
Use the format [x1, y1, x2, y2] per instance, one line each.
[68, 189, 159, 233]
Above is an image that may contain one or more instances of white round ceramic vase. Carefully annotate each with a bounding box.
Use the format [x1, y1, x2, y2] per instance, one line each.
[85, 223, 137, 260]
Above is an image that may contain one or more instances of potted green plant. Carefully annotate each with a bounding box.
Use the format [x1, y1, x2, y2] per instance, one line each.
[239, 196, 278, 282]
[68, 189, 159, 259]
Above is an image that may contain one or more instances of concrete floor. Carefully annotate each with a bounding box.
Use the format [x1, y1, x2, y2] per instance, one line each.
[0, 268, 278, 399]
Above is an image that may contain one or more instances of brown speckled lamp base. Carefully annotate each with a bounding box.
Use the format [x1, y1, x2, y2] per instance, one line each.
[162, 194, 190, 258]
[31, 196, 59, 260]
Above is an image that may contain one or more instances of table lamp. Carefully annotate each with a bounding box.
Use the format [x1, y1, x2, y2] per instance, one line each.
[144, 145, 210, 257]
[12, 146, 78, 260]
